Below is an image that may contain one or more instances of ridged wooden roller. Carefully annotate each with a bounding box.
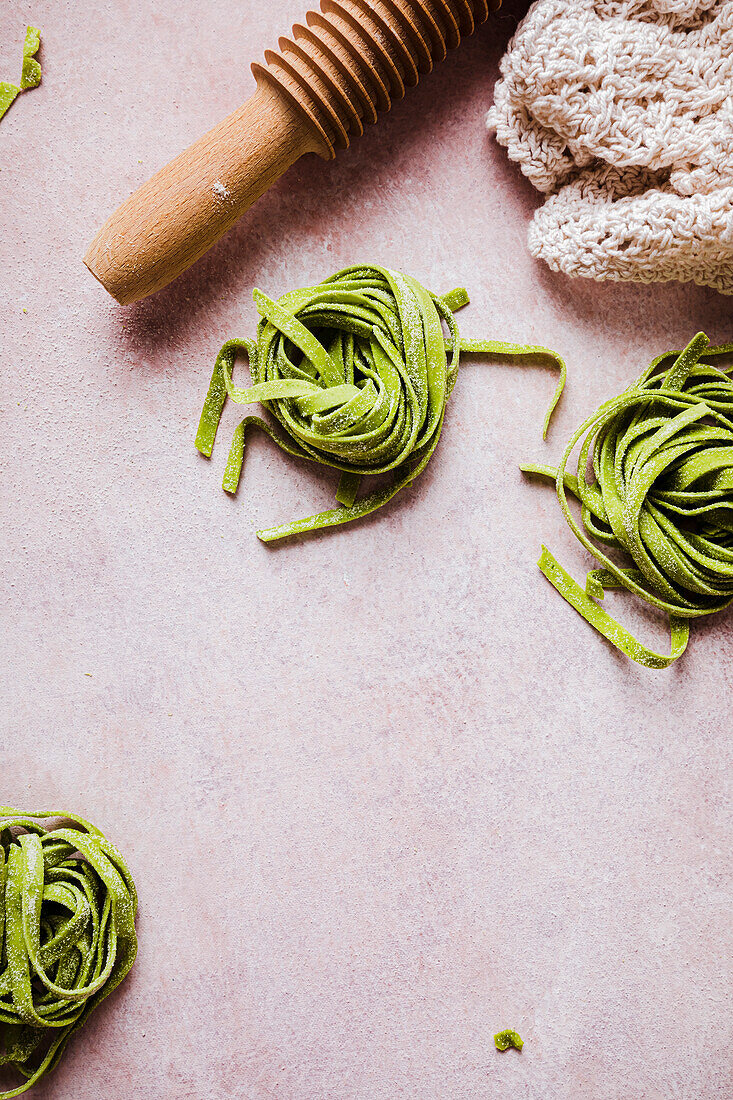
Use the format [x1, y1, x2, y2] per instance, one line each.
[84, 0, 502, 304]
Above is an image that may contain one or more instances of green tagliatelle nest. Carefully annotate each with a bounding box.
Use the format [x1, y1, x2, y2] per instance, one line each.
[525, 333, 733, 668]
[0, 810, 137, 1098]
[196, 263, 565, 541]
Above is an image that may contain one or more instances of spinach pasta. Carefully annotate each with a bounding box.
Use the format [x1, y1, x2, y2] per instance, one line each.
[0, 810, 137, 1098]
[196, 263, 565, 541]
[524, 334, 733, 668]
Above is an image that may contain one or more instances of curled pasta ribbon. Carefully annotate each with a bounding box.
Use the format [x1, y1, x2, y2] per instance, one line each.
[0, 810, 137, 1098]
[196, 264, 565, 541]
[523, 334, 733, 668]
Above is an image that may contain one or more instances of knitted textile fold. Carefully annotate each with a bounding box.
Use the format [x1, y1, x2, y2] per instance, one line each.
[487, 0, 733, 293]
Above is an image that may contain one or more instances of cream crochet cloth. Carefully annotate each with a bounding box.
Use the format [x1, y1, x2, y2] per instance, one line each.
[487, 0, 733, 293]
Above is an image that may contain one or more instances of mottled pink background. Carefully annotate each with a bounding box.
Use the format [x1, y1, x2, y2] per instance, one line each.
[1, 1, 732, 1097]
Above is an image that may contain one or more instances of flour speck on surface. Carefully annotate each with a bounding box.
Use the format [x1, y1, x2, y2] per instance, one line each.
[213, 179, 230, 201]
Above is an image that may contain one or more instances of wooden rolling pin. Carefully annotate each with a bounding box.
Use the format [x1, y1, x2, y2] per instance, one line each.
[84, 0, 502, 304]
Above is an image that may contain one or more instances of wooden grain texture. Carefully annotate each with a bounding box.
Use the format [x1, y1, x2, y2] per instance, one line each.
[83, 83, 316, 305]
[83, 0, 500, 304]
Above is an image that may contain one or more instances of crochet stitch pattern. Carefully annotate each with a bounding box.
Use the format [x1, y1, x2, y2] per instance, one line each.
[487, 0, 733, 292]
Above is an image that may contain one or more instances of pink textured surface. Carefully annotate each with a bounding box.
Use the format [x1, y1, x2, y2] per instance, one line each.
[1, 1, 732, 1097]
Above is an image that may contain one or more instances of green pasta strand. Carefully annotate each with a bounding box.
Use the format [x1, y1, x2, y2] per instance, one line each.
[196, 264, 566, 542]
[0, 810, 137, 1098]
[523, 334, 733, 668]
[0, 84, 20, 121]
[20, 28, 42, 91]
[0, 28, 41, 122]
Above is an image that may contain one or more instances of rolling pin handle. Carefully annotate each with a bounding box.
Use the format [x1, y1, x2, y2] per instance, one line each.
[83, 81, 319, 305]
[84, 2, 498, 303]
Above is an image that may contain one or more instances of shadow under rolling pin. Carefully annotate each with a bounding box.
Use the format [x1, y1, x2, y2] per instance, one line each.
[83, 1, 502, 305]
